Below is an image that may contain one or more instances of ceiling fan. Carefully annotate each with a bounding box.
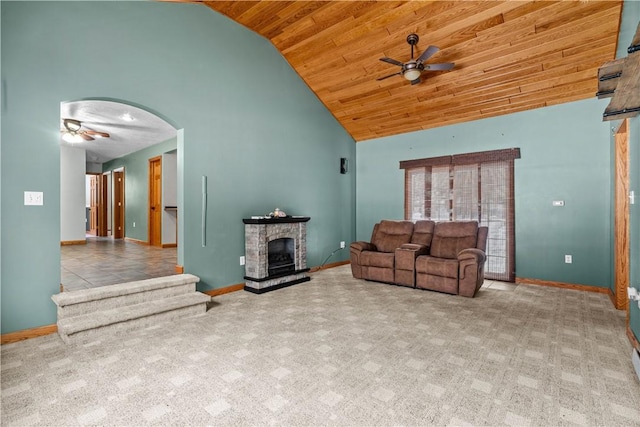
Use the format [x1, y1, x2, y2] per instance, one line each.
[61, 118, 110, 143]
[377, 33, 454, 85]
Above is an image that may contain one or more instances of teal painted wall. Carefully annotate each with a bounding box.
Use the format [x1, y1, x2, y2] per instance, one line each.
[102, 137, 177, 242]
[1, 1, 355, 333]
[356, 98, 612, 287]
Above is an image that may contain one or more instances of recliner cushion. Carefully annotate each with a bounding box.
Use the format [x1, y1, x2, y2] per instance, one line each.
[370, 220, 413, 253]
[411, 220, 435, 246]
[415, 256, 459, 278]
[361, 251, 394, 268]
[430, 221, 478, 259]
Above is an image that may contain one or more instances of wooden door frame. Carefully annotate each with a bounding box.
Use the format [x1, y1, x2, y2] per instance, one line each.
[614, 119, 630, 312]
[97, 174, 108, 236]
[87, 173, 100, 236]
[148, 156, 162, 247]
[87, 173, 109, 237]
[113, 168, 125, 239]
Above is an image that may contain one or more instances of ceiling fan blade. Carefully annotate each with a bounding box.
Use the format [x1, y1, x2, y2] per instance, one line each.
[377, 72, 402, 81]
[85, 130, 110, 138]
[425, 62, 455, 71]
[417, 45, 439, 63]
[379, 57, 404, 67]
[80, 133, 95, 141]
[410, 78, 421, 85]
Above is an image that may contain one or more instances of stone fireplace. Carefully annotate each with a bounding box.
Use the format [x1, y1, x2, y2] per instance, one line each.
[243, 216, 310, 293]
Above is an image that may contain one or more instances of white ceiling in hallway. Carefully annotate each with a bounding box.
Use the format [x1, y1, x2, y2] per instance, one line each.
[60, 100, 177, 164]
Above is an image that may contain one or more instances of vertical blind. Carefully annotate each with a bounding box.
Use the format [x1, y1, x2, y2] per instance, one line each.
[400, 148, 520, 282]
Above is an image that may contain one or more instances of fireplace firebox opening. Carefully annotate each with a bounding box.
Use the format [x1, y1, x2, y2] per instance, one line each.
[268, 238, 295, 276]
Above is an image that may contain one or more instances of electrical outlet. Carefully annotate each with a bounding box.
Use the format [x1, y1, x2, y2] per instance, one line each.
[340, 241, 346, 249]
[565, 255, 572, 264]
[24, 191, 44, 206]
[240, 256, 245, 266]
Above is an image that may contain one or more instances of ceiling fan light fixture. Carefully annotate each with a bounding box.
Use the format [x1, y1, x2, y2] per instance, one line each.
[63, 118, 82, 132]
[403, 69, 422, 81]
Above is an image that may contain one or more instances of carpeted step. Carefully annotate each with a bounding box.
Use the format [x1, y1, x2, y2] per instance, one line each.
[52, 274, 200, 319]
[56, 292, 211, 344]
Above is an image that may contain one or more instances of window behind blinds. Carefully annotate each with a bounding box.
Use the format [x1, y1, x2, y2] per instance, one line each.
[400, 148, 519, 282]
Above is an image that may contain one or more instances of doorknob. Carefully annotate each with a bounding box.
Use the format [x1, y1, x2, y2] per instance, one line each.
[151, 207, 155, 210]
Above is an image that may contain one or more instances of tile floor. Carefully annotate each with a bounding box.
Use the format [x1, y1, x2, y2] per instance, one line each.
[61, 237, 177, 291]
[482, 279, 519, 291]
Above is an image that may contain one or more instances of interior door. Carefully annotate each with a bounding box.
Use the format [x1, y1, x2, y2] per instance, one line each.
[88, 175, 98, 236]
[148, 156, 162, 247]
[113, 170, 125, 239]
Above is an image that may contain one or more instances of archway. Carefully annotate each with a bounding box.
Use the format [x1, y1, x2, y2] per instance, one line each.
[59, 98, 184, 290]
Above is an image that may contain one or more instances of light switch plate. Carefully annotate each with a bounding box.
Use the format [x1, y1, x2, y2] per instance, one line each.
[24, 191, 44, 206]
[552, 200, 565, 207]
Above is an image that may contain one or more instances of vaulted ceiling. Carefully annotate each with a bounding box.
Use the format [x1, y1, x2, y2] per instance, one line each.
[181, 1, 623, 142]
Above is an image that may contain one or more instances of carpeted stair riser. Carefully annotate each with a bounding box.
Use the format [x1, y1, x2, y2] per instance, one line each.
[60, 303, 207, 344]
[52, 274, 201, 309]
[56, 283, 196, 319]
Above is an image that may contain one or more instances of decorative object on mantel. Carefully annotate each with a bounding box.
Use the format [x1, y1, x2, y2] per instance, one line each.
[269, 208, 287, 218]
[597, 22, 640, 121]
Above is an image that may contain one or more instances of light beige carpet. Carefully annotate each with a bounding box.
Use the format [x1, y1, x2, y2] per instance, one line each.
[2, 265, 639, 426]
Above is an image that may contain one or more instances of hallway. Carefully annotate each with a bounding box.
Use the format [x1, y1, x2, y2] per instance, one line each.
[61, 237, 177, 291]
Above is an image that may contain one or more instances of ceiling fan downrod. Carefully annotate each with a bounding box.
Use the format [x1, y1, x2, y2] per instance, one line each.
[407, 33, 419, 59]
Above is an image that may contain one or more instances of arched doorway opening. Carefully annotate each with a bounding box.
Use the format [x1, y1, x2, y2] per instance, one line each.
[59, 99, 184, 290]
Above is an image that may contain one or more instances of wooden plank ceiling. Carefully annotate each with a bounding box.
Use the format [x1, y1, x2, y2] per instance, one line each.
[185, 1, 623, 142]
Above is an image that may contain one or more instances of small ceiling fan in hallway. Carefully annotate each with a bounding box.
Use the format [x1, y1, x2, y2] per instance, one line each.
[61, 118, 110, 143]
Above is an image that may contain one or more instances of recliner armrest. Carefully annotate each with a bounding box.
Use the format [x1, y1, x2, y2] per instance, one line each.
[350, 241, 376, 253]
[458, 248, 487, 297]
[395, 244, 429, 272]
[398, 243, 429, 254]
[457, 248, 486, 263]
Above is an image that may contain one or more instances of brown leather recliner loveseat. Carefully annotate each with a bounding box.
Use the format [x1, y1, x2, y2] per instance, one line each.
[350, 219, 488, 297]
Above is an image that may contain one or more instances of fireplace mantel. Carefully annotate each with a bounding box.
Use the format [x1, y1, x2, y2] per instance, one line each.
[243, 216, 310, 224]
